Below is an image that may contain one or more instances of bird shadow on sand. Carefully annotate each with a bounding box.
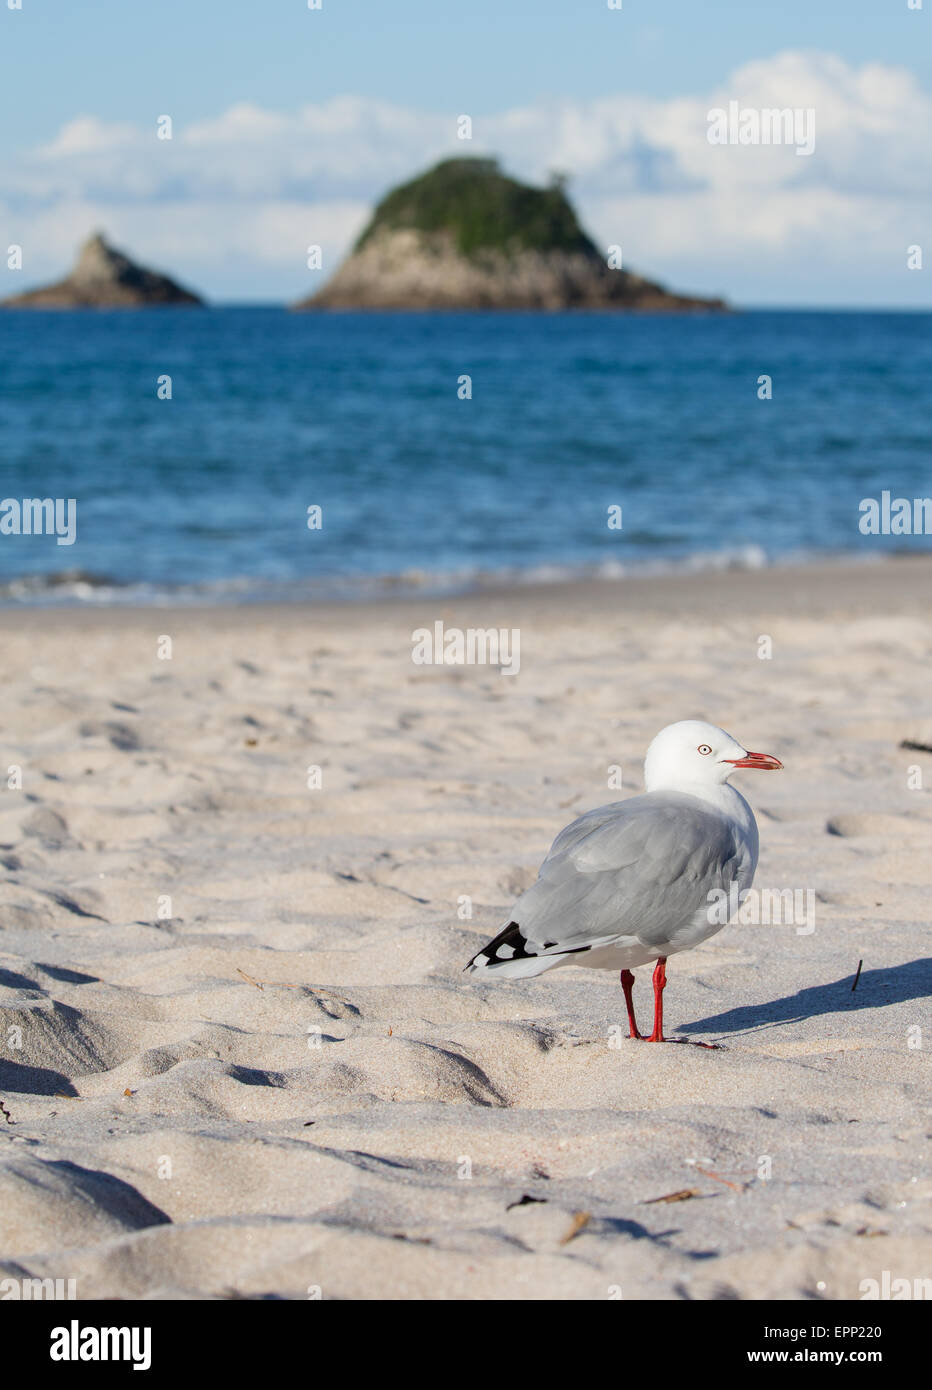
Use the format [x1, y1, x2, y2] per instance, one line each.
[678, 958, 932, 1040]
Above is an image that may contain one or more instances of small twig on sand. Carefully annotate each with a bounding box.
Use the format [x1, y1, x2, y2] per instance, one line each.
[559, 1211, 591, 1244]
[642, 1187, 700, 1205]
[236, 967, 265, 990]
[694, 1166, 748, 1193]
[0, 1097, 13, 1125]
[851, 959, 864, 993]
[235, 966, 348, 1006]
[236, 965, 310, 992]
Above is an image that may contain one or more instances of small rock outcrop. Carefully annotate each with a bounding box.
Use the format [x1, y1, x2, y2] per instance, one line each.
[296, 158, 726, 312]
[2, 233, 203, 308]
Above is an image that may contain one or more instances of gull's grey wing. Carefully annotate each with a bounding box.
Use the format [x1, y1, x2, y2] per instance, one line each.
[509, 790, 746, 954]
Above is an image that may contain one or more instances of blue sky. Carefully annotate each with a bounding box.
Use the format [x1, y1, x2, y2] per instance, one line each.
[2, 1, 930, 304]
[2, 0, 927, 136]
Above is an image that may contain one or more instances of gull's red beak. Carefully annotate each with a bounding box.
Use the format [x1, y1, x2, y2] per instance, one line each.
[723, 750, 783, 771]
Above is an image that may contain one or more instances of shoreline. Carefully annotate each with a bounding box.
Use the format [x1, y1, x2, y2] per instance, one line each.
[1, 552, 930, 632]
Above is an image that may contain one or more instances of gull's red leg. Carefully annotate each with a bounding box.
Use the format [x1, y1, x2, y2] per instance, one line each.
[620, 969, 643, 1039]
[647, 957, 667, 1043]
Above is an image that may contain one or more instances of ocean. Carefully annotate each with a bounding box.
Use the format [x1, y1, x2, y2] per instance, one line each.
[0, 308, 929, 604]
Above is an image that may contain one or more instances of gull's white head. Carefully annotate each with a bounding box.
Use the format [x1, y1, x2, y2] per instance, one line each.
[643, 719, 782, 792]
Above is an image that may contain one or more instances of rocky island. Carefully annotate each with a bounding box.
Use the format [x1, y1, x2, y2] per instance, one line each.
[297, 157, 726, 312]
[2, 232, 203, 308]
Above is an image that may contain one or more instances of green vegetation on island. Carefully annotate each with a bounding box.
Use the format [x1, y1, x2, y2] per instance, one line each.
[355, 157, 593, 259]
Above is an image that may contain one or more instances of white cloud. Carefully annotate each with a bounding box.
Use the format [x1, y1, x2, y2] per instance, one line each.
[2, 50, 929, 303]
[39, 115, 140, 158]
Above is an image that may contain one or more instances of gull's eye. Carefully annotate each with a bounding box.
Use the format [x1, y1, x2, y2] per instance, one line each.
[697, 744, 712, 755]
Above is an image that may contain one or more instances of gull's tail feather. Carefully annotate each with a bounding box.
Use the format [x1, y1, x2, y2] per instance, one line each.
[465, 920, 584, 979]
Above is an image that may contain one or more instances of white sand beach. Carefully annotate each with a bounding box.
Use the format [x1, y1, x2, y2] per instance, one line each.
[0, 558, 930, 1300]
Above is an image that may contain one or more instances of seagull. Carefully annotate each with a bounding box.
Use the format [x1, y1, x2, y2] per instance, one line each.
[465, 720, 782, 1042]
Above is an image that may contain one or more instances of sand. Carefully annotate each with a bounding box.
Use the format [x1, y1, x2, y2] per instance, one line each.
[0, 557, 930, 1300]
